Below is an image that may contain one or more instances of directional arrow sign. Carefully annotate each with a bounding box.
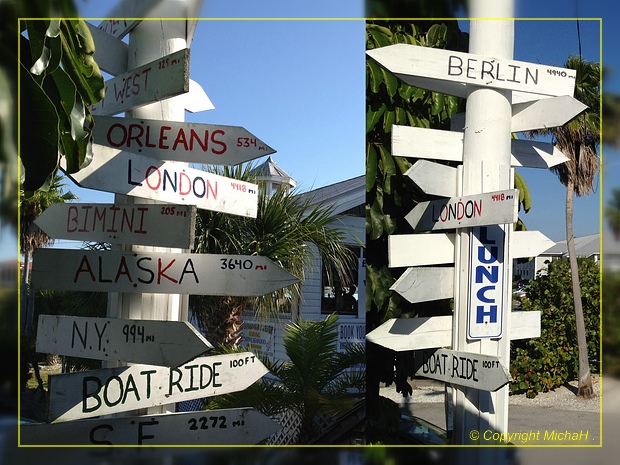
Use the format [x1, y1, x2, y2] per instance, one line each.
[36, 315, 213, 367]
[48, 352, 268, 422]
[367, 43, 576, 98]
[405, 160, 457, 197]
[405, 189, 518, 232]
[414, 348, 512, 391]
[97, 0, 163, 38]
[180, 79, 215, 113]
[392, 125, 569, 169]
[90, 48, 190, 116]
[366, 312, 541, 351]
[33, 203, 196, 249]
[388, 230, 554, 268]
[31, 249, 300, 296]
[93, 115, 275, 165]
[63, 144, 258, 218]
[390, 267, 454, 303]
[22, 407, 280, 445]
[86, 22, 128, 76]
[450, 95, 588, 133]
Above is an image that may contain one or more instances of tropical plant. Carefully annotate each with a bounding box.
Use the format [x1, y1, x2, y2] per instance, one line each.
[205, 313, 365, 444]
[190, 164, 358, 348]
[525, 56, 600, 398]
[20, 174, 76, 333]
[605, 188, 620, 240]
[510, 257, 600, 398]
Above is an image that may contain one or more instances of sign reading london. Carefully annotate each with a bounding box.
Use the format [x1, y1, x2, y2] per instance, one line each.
[47, 352, 269, 422]
[406, 189, 519, 232]
[367, 43, 576, 98]
[34, 203, 196, 249]
[36, 315, 212, 367]
[31, 249, 300, 296]
[64, 144, 258, 218]
[93, 115, 275, 165]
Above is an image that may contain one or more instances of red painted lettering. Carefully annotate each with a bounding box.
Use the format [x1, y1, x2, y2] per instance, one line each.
[74, 255, 96, 283]
[67, 205, 79, 232]
[157, 258, 178, 284]
[145, 166, 161, 190]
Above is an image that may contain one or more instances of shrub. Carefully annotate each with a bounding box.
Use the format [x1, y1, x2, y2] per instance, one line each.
[510, 257, 600, 398]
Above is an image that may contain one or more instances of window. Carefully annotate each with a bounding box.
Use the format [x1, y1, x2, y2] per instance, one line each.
[321, 246, 363, 316]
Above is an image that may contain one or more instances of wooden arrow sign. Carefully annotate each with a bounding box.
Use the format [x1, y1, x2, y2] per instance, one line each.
[414, 348, 512, 391]
[390, 267, 454, 303]
[22, 407, 280, 445]
[366, 311, 541, 351]
[31, 249, 300, 296]
[450, 95, 588, 133]
[93, 115, 275, 165]
[33, 203, 196, 249]
[48, 352, 268, 422]
[181, 79, 215, 113]
[392, 125, 569, 169]
[36, 315, 213, 367]
[367, 43, 576, 98]
[405, 189, 518, 232]
[63, 144, 258, 218]
[90, 48, 190, 116]
[96, 0, 163, 38]
[405, 160, 457, 197]
[86, 22, 128, 76]
[388, 230, 554, 268]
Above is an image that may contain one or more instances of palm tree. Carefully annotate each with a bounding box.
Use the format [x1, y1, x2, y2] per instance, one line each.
[20, 174, 77, 334]
[190, 164, 358, 348]
[206, 313, 365, 444]
[526, 56, 600, 398]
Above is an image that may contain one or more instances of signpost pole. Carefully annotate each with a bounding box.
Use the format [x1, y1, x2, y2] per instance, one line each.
[105, 4, 199, 417]
[452, 0, 515, 452]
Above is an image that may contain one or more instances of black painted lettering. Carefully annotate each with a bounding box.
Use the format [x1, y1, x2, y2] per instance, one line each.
[90, 424, 113, 445]
[83, 376, 102, 413]
[72, 320, 88, 349]
[138, 420, 158, 445]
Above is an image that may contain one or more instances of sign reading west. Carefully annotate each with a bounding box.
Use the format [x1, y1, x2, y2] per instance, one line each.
[414, 348, 512, 392]
[48, 352, 268, 422]
[93, 115, 275, 165]
[36, 315, 212, 367]
[34, 203, 196, 249]
[31, 249, 300, 296]
[22, 407, 280, 445]
[64, 144, 258, 218]
[90, 49, 190, 116]
[406, 189, 519, 232]
[367, 43, 576, 98]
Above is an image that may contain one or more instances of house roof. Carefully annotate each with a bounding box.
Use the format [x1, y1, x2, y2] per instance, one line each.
[296, 175, 365, 216]
[251, 156, 296, 186]
[542, 233, 600, 258]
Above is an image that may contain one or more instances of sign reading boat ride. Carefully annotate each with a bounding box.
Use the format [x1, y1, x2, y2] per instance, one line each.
[93, 115, 275, 165]
[405, 189, 518, 232]
[34, 203, 196, 249]
[31, 249, 300, 296]
[63, 144, 258, 218]
[47, 352, 268, 422]
[414, 348, 512, 391]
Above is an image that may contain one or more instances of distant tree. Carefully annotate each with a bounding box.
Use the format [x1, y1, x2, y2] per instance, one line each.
[525, 56, 600, 398]
[605, 188, 620, 240]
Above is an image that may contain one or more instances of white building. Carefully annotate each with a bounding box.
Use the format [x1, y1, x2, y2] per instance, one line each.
[513, 233, 600, 280]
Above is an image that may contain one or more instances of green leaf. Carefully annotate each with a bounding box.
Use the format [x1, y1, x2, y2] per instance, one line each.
[382, 68, 399, 98]
[431, 92, 445, 116]
[378, 145, 396, 194]
[366, 103, 386, 134]
[367, 59, 384, 94]
[366, 145, 377, 192]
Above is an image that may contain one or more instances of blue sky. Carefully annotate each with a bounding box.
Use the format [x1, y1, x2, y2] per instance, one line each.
[4, 0, 618, 259]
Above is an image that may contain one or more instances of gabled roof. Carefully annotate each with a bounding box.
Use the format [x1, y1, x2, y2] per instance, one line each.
[252, 156, 296, 186]
[296, 175, 365, 217]
[543, 233, 600, 258]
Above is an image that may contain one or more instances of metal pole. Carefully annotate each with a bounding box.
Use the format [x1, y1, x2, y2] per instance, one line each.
[451, 0, 515, 452]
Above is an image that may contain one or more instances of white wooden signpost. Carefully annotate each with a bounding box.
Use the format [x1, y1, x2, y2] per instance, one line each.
[390, 267, 454, 303]
[22, 407, 279, 445]
[450, 95, 587, 133]
[366, 43, 577, 99]
[36, 315, 213, 367]
[93, 115, 276, 165]
[31, 248, 300, 296]
[366, 311, 541, 351]
[387, 230, 554, 268]
[405, 160, 458, 197]
[405, 189, 518, 232]
[392, 125, 569, 169]
[90, 48, 190, 116]
[414, 348, 512, 391]
[33, 203, 196, 249]
[63, 144, 259, 218]
[96, 0, 163, 38]
[47, 352, 269, 422]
